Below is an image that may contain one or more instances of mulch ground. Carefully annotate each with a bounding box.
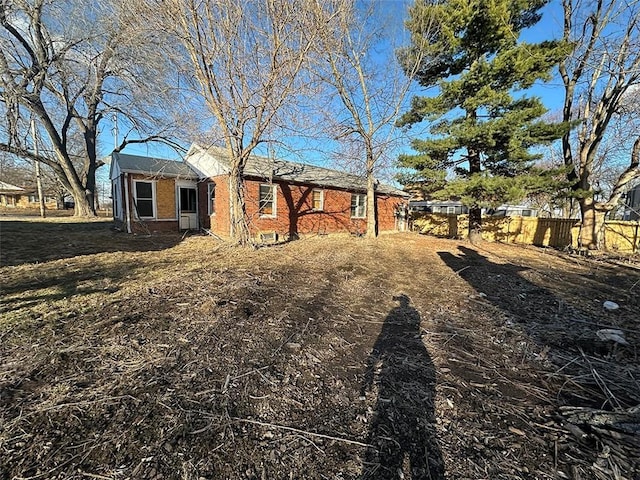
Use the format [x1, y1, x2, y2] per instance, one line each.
[1, 219, 639, 479]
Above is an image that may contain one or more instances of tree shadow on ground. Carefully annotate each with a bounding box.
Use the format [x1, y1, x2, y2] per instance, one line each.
[435, 245, 640, 476]
[437, 245, 639, 408]
[361, 294, 445, 480]
[0, 219, 183, 266]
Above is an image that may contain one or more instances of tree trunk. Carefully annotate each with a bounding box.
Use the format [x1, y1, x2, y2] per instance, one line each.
[468, 206, 483, 244]
[366, 156, 377, 238]
[467, 145, 482, 244]
[229, 165, 251, 245]
[83, 125, 100, 215]
[579, 197, 607, 250]
[72, 188, 95, 217]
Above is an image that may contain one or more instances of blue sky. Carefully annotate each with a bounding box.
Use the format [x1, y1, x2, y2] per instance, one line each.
[100, 0, 570, 176]
[522, 0, 566, 112]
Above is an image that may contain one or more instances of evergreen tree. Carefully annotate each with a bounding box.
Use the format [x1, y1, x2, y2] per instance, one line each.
[398, 0, 569, 242]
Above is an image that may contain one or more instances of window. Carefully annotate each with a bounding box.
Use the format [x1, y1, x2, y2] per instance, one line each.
[208, 183, 216, 215]
[351, 193, 366, 218]
[134, 180, 155, 218]
[179, 188, 197, 213]
[259, 184, 276, 216]
[312, 189, 324, 211]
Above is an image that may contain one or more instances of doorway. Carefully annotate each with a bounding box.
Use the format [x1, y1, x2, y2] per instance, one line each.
[179, 187, 198, 230]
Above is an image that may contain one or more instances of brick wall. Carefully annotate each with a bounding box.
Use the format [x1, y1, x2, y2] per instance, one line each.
[377, 194, 406, 231]
[198, 175, 231, 238]
[1, 194, 57, 209]
[156, 178, 176, 219]
[130, 219, 180, 234]
[123, 173, 405, 238]
[240, 178, 405, 239]
[128, 174, 176, 220]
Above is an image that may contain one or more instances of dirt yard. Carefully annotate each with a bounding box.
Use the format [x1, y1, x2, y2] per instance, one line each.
[1, 218, 639, 479]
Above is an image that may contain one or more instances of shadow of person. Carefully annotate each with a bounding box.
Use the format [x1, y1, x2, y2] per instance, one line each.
[361, 295, 445, 480]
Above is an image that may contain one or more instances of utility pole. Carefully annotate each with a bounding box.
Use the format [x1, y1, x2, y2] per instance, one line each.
[112, 114, 118, 151]
[31, 119, 46, 218]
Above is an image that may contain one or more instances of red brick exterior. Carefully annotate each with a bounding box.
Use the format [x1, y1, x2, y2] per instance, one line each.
[198, 175, 406, 240]
[197, 175, 231, 237]
[116, 169, 405, 237]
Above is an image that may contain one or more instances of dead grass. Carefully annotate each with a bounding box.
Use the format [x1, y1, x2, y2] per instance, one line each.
[1, 218, 639, 479]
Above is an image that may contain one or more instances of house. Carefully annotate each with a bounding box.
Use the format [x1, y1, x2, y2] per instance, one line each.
[487, 205, 538, 217]
[0, 181, 25, 207]
[409, 199, 537, 217]
[110, 144, 409, 238]
[623, 183, 640, 221]
[409, 200, 468, 215]
[0, 180, 58, 209]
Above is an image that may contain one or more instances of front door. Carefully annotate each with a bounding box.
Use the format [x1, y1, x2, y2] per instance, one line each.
[178, 187, 198, 230]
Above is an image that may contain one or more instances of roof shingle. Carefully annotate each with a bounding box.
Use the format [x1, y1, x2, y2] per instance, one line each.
[114, 153, 197, 178]
[192, 145, 407, 197]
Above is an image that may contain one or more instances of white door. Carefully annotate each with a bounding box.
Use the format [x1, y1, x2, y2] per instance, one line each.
[178, 187, 198, 230]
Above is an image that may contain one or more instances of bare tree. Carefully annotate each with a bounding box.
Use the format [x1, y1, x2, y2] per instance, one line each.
[308, 0, 424, 238]
[559, 0, 640, 249]
[0, 0, 181, 216]
[149, 0, 322, 245]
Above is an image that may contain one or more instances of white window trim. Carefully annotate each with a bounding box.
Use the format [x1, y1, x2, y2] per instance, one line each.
[259, 183, 277, 218]
[312, 189, 324, 211]
[207, 182, 216, 216]
[133, 180, 156, 219]
[351, 193, 366, 219]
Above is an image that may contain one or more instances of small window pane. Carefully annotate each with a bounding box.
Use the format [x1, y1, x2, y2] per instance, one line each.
[135, 181, 154, 217]
[136, 182, 152, 199]
[208, 183, 216, 215]
[312, 190, 323, 210]
[351, 193, 366, 218]
[137, 199, 154, 217]
[259, 184, 275, 216]
[180, 188, 196, 212]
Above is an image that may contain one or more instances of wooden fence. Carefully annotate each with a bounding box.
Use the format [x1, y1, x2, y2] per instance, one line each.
[412, 214, 640, 253]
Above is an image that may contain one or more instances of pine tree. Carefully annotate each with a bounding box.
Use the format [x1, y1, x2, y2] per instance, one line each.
[398, 0, 569, 242]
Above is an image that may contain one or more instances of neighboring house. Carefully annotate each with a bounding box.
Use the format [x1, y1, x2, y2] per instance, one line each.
[623, 184, 640, 221]
[409, 199, 537, 217]
[487, 205, 538, 217]
[0, 181, 25, 207]
[0, 180, 57, 209]
[409, 200, 468, 215]
[110, 144, 409, 238]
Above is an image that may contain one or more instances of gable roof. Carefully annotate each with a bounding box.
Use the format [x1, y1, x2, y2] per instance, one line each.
[0, 181, 26, 194]
[187, 144, 408, 197]
[112, 152, 197, 179]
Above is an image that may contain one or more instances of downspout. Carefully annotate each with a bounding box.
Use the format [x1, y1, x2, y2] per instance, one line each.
[124, 172, 132, 234]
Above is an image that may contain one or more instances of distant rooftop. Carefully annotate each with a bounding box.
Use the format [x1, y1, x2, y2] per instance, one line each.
[0, 181, 26, 193]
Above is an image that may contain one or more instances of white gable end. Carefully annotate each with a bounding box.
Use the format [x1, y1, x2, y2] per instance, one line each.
[110, 153, 121, 181]
[184, 144, 230, 178]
